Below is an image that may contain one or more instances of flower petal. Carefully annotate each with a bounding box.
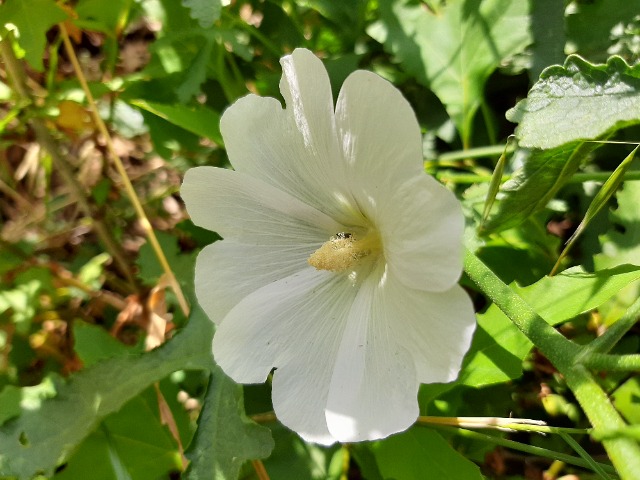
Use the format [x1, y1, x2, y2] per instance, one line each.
[379, 175, 465, 292]
[219, 49, 357, 225]
[194, 241, 314, 325]
[326, 263, 419, 442]
[181, 166, 340, 244]
[383, 272, 477, 385]
[212, 267, 359, 444]
[335, 70, 423, 202]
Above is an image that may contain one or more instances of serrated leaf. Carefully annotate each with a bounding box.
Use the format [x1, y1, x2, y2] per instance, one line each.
[0, 0, 68, 71]
[507, 55, 640, 149]
[370, 427, 483, 480]
[459, 264, 640, 387]
[182, 0, 222, 28]
[184, 369, 274, 480]
[0, 309, 213, 478]
[129, 99, 222, 145]
[368, 0, 530, 144]
[481, 141, 598, 233]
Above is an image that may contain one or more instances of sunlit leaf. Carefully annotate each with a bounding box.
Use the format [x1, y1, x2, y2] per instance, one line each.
[370, 427, 483, 480]
[129, 99, 223, 145]
[595, 180, 640, 322]
[459, 264, 640, 386]
[0, 311, 213, 478]
[551, 146, 639, 274]
[369, 0, 530, 144]
[507, 55, 640, 149]
[0, 0, 68, 71]
[481, 141, 598, 233]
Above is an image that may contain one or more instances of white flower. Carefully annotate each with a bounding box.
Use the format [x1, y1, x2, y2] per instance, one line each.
[181, 48, 476, 445]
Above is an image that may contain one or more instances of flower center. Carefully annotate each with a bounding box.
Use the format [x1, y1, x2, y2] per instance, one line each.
[308, 231, 382, 272]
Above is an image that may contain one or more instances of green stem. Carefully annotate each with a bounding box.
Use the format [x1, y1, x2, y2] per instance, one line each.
[560, 432, 613, 480]
[464, 249, 640, 479]
[579, 353, 640, 372]
[437, 170, 640, 185]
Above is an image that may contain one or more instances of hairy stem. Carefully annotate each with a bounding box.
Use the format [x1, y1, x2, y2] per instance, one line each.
[464, 249, 640, 479]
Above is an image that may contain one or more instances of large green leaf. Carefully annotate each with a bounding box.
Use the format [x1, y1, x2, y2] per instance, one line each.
[184, 368, 274, 480]
[0, 0, 68, 71]
[368, 0, 530, 144]
[0, 309, 213, 478]
[54, 390, 182, 480]
[459, 264, 640, 387]
[507, 55, 640, 149]
[370, 427, 483, 480]
[482, 141, 598, 233]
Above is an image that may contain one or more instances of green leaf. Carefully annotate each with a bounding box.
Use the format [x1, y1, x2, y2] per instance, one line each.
[129, 99, 223, 146]
[54, 390, 182, 480]
[507, 55, 640, 149]
[0, 0, 68, 71]
[73, 321, 136, 367]
[594, 180, 640, 322]
[184, 369, 274, 480]
[0, 309, 213, 478]
[368, 0, 530, 144]
[0, 386, 21, 426]
[370, 427, 483, 480]
[481, 141, 598, 233]
[75, 0, 131, 33]
[459, 264, 640, 387]
[612, 377, 640, 424]
[259, 427, 337, 480]
[551, 146, 639, 274]
[181, 0, 222, 28]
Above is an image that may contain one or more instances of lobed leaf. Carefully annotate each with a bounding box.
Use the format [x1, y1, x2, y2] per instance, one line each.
[0, 310, 214, 478]
[507, 55, 640, 149]
[184, 367, 274, 480]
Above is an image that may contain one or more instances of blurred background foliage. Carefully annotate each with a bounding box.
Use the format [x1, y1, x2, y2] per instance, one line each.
[0, 0, 639, 478]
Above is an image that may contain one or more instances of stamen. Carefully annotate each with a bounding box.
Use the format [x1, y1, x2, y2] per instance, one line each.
[308, 231, 381, 272]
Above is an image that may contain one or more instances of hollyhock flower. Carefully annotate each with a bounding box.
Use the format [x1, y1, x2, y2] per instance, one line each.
[181, 48, 476, 445]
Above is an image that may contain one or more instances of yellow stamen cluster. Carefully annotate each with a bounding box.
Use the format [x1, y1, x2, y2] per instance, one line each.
[308, 232, 381, 272]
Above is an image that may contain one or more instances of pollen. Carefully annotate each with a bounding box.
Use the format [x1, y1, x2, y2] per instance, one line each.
[308, 231, 381, 272]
